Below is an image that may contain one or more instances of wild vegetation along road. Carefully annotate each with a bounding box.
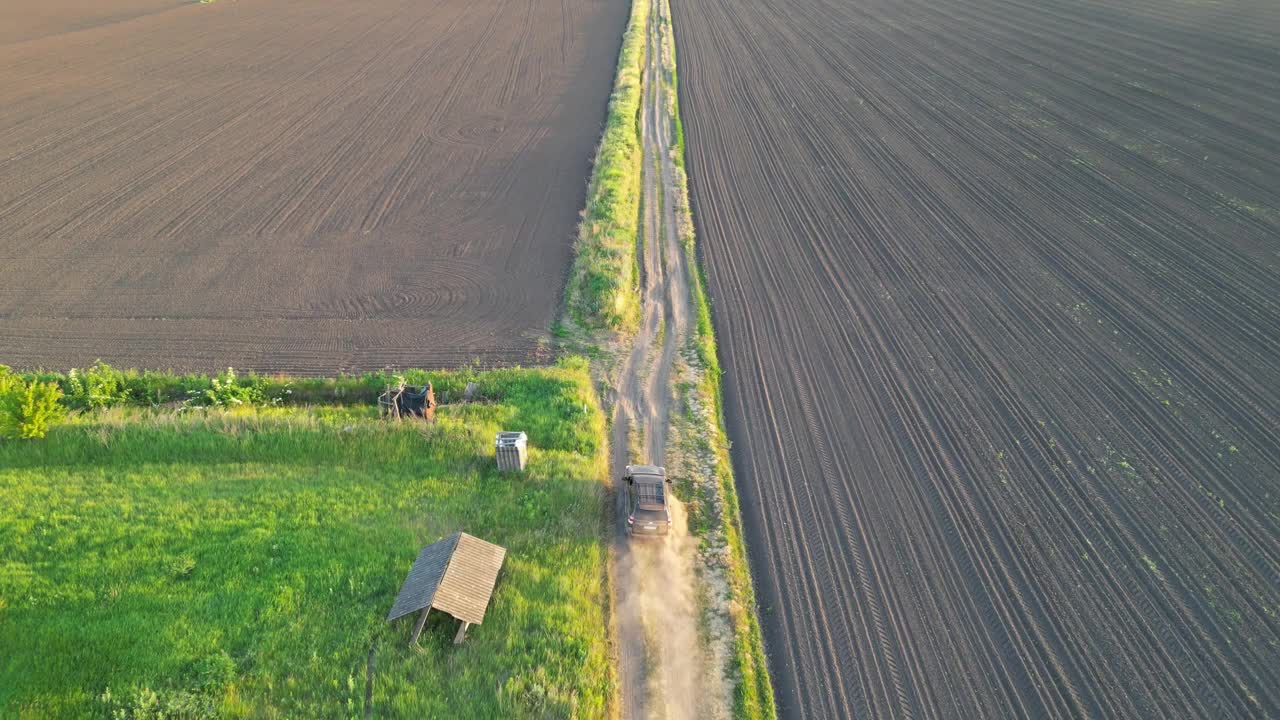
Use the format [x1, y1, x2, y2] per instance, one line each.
[609, 0, 725, 717]
[0, 0, 627, 372]
[671, 0, 1280, 716]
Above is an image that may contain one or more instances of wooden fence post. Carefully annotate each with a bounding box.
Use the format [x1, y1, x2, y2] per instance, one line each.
[409, 607, 430, 646]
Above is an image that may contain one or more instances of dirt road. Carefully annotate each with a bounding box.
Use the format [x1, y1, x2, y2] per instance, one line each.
[609, 2, 725, 717]
[0, 0, 628, 372]
[672, 0, 1280, 716]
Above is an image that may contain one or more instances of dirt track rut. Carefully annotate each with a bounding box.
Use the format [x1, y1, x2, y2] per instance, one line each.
[610, 2, 718, 717]
[671, 0, 1280, 716]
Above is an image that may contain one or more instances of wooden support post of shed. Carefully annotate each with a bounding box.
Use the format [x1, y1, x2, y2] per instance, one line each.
[454, 621, 470, 645]
[409, 607, 430, 646]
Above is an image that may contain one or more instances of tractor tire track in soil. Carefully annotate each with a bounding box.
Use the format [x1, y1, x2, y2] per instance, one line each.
[671, 0, 1280, 716]
[610, 2, 724, 717]
[0, 0, 629, 372]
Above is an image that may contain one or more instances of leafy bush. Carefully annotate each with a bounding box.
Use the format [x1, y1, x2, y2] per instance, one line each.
[184, 368, 264, 409]
[65, 360, 130, 409]
[17, 365, 530, 409]
[0, 366, 67, 440]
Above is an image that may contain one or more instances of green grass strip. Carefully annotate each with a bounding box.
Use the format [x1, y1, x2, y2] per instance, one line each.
[563, 0, 649, 332]
[666, 25, 778, 720]
[0, 361, 612, 719]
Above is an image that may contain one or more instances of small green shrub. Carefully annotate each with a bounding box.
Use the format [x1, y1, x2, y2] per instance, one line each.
[184, 368, 263, 409]
[65, 360, 130, 409]
[183, 651, 236, 691]
[98, 685, 218, 720]
[0, 366, 67, 440]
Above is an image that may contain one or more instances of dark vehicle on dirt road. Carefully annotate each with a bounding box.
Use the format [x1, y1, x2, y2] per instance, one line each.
[625, 464, 672, 538]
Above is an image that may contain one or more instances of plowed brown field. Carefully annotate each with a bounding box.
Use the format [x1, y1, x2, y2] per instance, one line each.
[672, 0, 1280, 716]
[0, 0, 627, 372]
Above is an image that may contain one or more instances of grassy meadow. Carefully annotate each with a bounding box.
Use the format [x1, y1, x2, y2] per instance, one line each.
[0, 363, 610, 719]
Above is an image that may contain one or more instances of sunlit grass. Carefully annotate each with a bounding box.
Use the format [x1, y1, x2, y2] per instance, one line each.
[0, 363, 610, 719]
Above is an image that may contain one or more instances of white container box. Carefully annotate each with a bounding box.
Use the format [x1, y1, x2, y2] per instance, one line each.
[495, 431, 528, 472]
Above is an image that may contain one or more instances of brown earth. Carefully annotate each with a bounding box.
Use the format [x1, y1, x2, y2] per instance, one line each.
[0, 0, 628, 372]
[609, 1, 721, 717]
[0, 0, 182, 45]
[671, 0, 1280, 716]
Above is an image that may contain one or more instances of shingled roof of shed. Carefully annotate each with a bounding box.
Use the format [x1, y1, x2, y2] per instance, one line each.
[386, 532, 507, 625]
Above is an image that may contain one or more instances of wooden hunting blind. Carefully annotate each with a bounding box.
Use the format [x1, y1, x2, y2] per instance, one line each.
[386, 532, 506, 645]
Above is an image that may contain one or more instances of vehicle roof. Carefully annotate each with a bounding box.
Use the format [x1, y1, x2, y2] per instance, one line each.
[626, 464, 666, 480]
[635, 482, 666, 509]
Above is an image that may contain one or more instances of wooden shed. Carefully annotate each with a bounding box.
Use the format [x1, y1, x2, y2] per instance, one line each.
[386, 532, 507, 644]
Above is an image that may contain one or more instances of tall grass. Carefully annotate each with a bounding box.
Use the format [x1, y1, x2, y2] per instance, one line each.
[664, 23, 777, 718]
[0, 362, 611, 719]
[563, 0, 649, 331]
[21, 366, 523, 409]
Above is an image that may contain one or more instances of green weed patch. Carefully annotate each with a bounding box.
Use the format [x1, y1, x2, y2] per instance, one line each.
[563, 0, 648, 331]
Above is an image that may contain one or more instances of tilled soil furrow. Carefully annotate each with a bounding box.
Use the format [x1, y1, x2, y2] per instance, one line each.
[672, 0, 1280, 715]
[0, 0, 630, 372]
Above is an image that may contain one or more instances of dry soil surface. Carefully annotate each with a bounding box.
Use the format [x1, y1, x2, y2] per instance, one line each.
[0, 0, 627, 372]
[672, 0, 1280, 716]
[609, 3, 719, 717]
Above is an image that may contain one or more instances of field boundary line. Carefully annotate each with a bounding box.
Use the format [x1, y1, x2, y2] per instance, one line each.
[659, 0, 777, 713]
[562, 0, 649, 333]
[558, 0, 778, 713]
